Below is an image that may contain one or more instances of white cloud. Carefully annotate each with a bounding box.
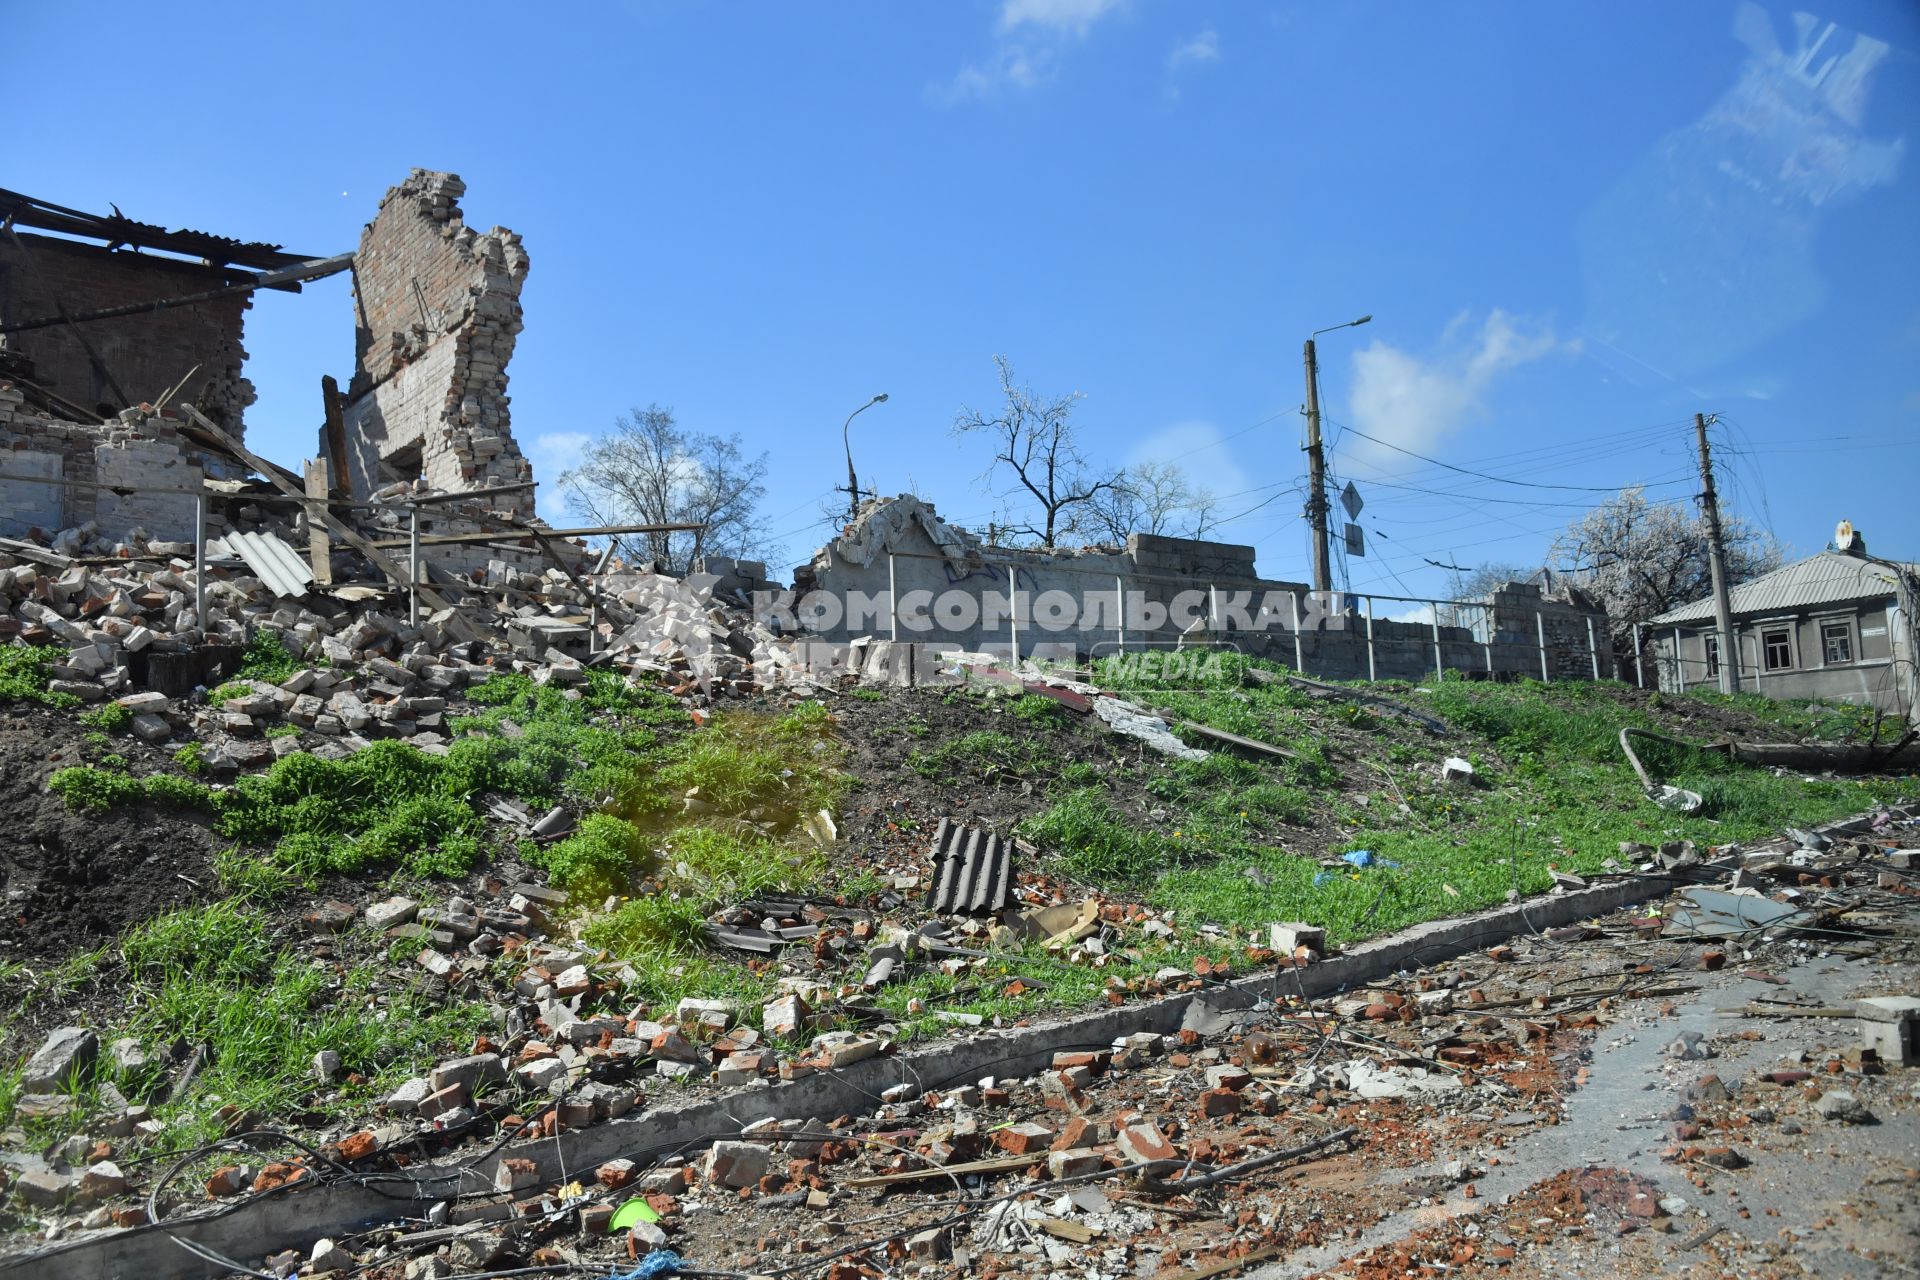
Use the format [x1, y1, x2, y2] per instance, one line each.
[1167, 27, 1220, 71]
[999, 0, 1125, 37]
[1345, 311, 1578, 469]
[939, 46, 1052, 103]
[1126, 419, 1252, 498]
[939, 0, 1124, 102]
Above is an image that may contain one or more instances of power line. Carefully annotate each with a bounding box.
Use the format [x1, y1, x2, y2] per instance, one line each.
[1352, 474, 1694, 510]
[1331, 420, 1687, 492]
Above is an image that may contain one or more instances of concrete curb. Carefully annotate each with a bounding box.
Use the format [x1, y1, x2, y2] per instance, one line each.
[8, 804, 1897, 1280]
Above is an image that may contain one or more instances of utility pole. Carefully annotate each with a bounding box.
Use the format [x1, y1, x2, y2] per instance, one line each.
[1694, 411, 1741, 694]
[1302, 338, 1331, 593]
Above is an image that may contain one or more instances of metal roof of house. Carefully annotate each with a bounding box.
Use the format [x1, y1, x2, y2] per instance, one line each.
[1648, 551, 1908, 626]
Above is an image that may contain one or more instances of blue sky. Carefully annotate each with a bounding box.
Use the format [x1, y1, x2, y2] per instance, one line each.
[11, 0, 1918, 598]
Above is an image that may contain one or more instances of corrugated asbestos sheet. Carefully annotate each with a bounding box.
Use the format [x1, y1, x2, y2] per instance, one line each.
[1649, 552, 1907, 625]
[926, 818, 1013, 915]
[225, 530, 314, 598]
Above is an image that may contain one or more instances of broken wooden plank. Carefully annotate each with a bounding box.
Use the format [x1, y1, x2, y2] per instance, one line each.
[1251, 669, 1449, 734]
[304, 457, 333, 585]
[320, 374, 350, 498]
[1160, 1243, 1286, 1280]
[1724, 1004, 1854, 1019]
[1177, 719, 1301, 762]
[1037, 1218, 1098, 1243]
[842, 1152, 1045, 1188]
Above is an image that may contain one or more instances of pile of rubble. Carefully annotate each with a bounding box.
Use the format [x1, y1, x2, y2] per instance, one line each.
[7, 801, 1915, 1278]
[0, 521, 820, 758]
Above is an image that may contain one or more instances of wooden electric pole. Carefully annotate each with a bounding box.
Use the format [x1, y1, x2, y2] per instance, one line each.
[1302, 338, 1331, 593]
[1694, 412, 1741, 694]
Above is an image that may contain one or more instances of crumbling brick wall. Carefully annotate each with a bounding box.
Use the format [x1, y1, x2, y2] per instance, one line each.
[0, 232, 254, 429]
[0, 383, 243, 542]
[1487, 582, 1612, 679]
[338, 171, 534, 512]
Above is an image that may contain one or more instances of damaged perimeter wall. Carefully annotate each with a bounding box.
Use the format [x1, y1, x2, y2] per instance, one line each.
[786, 496, 1611, 682]
[337, 171, 535, 518]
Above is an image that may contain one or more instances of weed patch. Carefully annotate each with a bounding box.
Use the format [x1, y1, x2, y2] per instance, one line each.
[0, 645, 79, 708]
[909, 730, 1055, 782]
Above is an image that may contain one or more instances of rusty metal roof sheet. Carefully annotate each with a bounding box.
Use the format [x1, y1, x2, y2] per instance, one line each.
[926, 818, 1014, 916]
[1648, 552, 1908, 626]
[225, 530, 314, 599]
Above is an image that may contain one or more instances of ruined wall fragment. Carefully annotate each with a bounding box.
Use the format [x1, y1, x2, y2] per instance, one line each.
[338, 171, 534, 512]
[0, 233, 255, 429]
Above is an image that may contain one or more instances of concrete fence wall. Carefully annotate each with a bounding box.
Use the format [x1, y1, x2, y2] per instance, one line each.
[771, 497, 1613, 684]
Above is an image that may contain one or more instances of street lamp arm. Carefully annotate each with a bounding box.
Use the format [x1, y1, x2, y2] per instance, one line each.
[1311, 315, 1373, 338]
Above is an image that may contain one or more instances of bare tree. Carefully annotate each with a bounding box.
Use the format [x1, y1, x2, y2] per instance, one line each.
[1081, 460, 1221, 544]
[1445, 561, 1533, 603]
[954, 356, 1124, 548]
[557, 405, 769, 575]
[1552, 486, 1781, 659]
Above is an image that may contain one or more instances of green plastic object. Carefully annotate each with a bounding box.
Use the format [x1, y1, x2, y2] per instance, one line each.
[609, 1198, 663, 1232]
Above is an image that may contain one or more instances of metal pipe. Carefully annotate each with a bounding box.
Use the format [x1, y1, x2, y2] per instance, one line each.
[1291, 591, 1304, 673]
[193, 493, 207, 633]
[1482, 605, 1493, 675]
[1007, 566, 1019, 664]
[1536, 611, 1550, 682]
[887, 553, 898, 643]
[1365, 596, 1376, 682]
[1586, 615, 1601, 680]
[1430, 610, 1443, 679]
[1633, 622, 1644, 688]
[409, 508, 420, 627]
[1115, 576, 1125, 653]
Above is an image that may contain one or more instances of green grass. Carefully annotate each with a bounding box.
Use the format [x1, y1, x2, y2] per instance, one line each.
[1681, 687, 1894, 742]
[18, 651, 1918, 1157]
[1141, 678, 1919, 942]
[0, 644, 79, 708]
[1015, 674, 1919, 948]
[909, 730, 1055, 781]
[1009, 693, 1070, 729]
[79, 702, 133, 734]
[114, 900, 489, 1146]
[1022, 787, 1181, 882]
[48, 668, 843, 925]
[234, 629, 306, 684]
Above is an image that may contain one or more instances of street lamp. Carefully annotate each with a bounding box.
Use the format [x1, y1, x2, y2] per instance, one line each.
[1303, 315, 1371, 592]
[843, 393, 889, 521]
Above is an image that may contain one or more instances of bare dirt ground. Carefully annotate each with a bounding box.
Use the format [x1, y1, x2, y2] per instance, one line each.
[0, 706, 220, 963]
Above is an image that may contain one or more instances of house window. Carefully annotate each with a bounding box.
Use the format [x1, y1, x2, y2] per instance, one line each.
[1702, 635, 1719, 678]
[1821, 621, 1853, 665]
[1762, 627, 1793, 671]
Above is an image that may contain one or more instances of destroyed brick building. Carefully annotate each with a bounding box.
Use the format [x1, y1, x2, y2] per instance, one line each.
[2, 171, 1616, 701]
[0, 188, 344, 543]
[0, 187, 302, 430]
[1, 173, 559, 584]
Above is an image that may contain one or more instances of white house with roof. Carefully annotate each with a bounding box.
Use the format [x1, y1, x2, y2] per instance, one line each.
[1645, 533, 1914, 714]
